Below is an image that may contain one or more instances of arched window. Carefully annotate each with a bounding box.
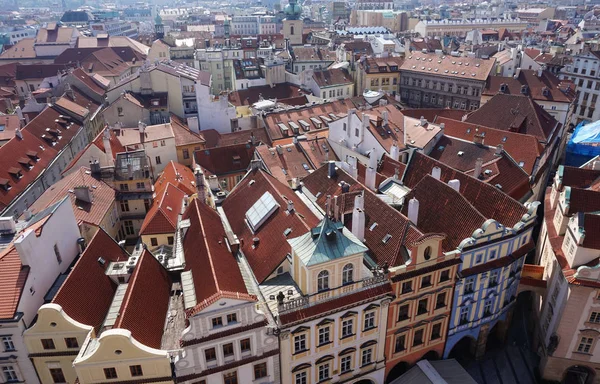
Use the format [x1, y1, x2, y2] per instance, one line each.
[424, 246, 432, 260]
[290, 25, 295, 35]
[342, 264, 354, 285]
[317, 270, 329, 292]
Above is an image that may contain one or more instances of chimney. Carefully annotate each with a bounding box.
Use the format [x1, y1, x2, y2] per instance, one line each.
[352, 204, 365, 242]
[362, 113, 369, 132]
[251, 159, 261, 171]
[537, 67, 543, 77]
[431, 166, 441, 180]
[474, 158, 483, 178]
[15, 128, 22, 139]
[390, 142, 400, 161]
[448, 179, 460, 191]
[473, 133, 484, 146]
[103, 128, 114, 166]
[365, 167, 376, 191]
[195, 168, 205, 201]
[439, 122, 445, 130]
[208, 175, 219, 190]
[368, 149, 378, 169]
[346, 109, 355, 137]
[187, 116, 200, 133]
[74, 186, 93, 203]
[408, 197, 419, 225]
[287, 200, 294, 213]
[15, 106, 25, 127]
[593, 160, 600, 170]
[495, 144, 503, 155]
[138, 121, 147, 144]
[382, 110, 389, 126]
[325, 195, 332, 216]
[420, 116, 426, 126]
[340, 181, 350, 193]
[328, 161, 337, 178]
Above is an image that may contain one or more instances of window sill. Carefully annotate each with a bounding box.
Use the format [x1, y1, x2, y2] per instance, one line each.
[397, 317, 409, 322]
[363, 326, 377, 332]
[573, 351, 593, 356]
[317, 341, 332, 348]
[293, 348, 309, 356]
[340, 334, 355, 341]
[361, 362, 375, 368]
[412, 342, 423, 347]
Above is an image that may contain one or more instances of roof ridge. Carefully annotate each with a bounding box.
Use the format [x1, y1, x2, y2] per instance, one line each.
[192, 199, 221, 293]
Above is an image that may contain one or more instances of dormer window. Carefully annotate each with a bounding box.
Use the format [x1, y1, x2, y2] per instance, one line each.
[0, 178, 10, 191]
[26, 151, 40, 162]
[8, 167, 22, 179]
[317, 270, 329, 292]
[520, 85, 528, 94]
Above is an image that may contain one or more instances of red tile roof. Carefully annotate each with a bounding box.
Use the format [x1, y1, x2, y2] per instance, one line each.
[195, 143, 254, 177]
[69, 68, 107, 97]
[401, 53, 495, 82]
[63, 127, 124, 175]
[279, 282, 393, 326]
[140, 183, 185, 236]
[222, 169, 319, 282]
[483, 69, 576, 103]
[567, 187, 600, 215]
[312, 68, 353, 87]
[435, 117, 541, 175]
[15, 64, 72, 80]
[402, 151, 528, 227]
[0, 247, 29, 320]
[360, 56, 404, 74]
[170, 114, 205, 147]
[298, 135, 337, 169]
[24, 167, 116, 226]
[52, 229, 129, 331]
[201, 128, 271, 148]
[155, 161, 197, 196]
[560, 166, 600, 189]
[402, 108, 467, 123]
[256, 143, 313, 185]
[183, 199, 255, 317]
[582, 214, 600, 250]
[301, 164, 424, 267]
[465, 94, 559, 143]
[228, 83, 305, 107]
[0, 129, 59, 210]
[115, 250, 171, 349]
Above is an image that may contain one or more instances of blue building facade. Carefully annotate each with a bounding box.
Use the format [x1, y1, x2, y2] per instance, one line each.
[443, 203, 539, 359]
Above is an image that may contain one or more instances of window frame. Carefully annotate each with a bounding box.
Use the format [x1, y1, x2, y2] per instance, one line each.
[103, 367, 118, 380]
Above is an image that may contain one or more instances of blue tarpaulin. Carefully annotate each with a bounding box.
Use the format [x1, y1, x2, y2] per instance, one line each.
[566, 120, 600, 166]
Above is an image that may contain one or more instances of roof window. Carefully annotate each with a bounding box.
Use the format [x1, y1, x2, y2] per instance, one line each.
[245, 191, 279, 233]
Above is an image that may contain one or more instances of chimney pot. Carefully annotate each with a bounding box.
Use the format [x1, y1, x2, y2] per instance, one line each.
[408, 197, 419, 225]
[448, 179, 460, 191]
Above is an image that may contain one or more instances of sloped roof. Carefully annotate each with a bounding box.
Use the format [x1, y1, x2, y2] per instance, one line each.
[183, 199, 255, 317]
[484, 69, 576, 103]
[52, 229, 129, 331]
[35, 25, 78, 44]
[0, 247, 29, 320]
[256, 143, 313, 184]
[16, 64, 71, 80]
[401, 52, 495, 82]
[560, 165, 600, 189]
[228, 83, 304, 107]
[222, 169, 319, 282]
[402, 151, 528, 227]
[114, 250, 171, 349]
[24, 167, 115, 226]
[69, 68, 107, 97]
[312, 68, 353, 87]
[465, 93, 559, 143]
[155, 161, 197, 196]
[139, 183, 185, 236]
[288, 217, 368, 266]
[0, 38, 36, 60]
[195, 143, 254, 176]
[170, 114, 205, 147]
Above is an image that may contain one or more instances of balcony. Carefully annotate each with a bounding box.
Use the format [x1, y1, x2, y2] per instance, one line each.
[279, 275, 388, 314]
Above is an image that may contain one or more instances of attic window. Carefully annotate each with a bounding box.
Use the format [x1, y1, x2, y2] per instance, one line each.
[18, 158, 33, 169]
[369, 222, 378, 231]
[283, 228, 292, 237]
[232, 155, 241, 163]
[457, 151, 464, 156]
[382, 234, 392, 244]
[502, 137, 507, 142]
[8, 167, 22, 179]
[518, 161, 525, 167]
[466, 128, 471, 133]
[0, 178, 10, 191]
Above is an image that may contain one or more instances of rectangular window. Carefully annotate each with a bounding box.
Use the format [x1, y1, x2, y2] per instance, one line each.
[205, 347, 216, 361]
[129, 365, 143, 377]
[318, 327, 330, 345]
[590, 312, 600, 323]
[342, 319, 353, 337]
[341, 355, 351, 372]
[465, 277, 475, 293]
[64, 337, 78, 349]
[295, 372, 307, 384]
[577, 337, 594, 353]
[484, 300, 493, 316]
[212, 317, 223, 328]
[41, 338, 55, 350]
[2, 336, 15, 351]
[394, 334, 406, 352]
[167, 236, 174, 245]
[223, 343, 234, 357]
[50, 368, 66, 383]
[120, 200, 130, 212]
[421, 275, 432, 288]
[398, 304, 409, 321]
[318, 363, 330, 381]
[440, 270, 450, 282]
[150, 238, 158, 246]
[431, 323, 442, 340]
[361, 348, 372, 366]
[402, 280, 412, 293]
[355, 128, 359, 137]
[241, 338, 251, 352]
[120, 183, 129, 192]
[224, 372, 238, 384]
[413, 329, 424, 346]
[294, 334, 307, 353]
[254, 363, 267, 379]
[124, 220, 134, 236]
[136, 182, 145, 189]
[489, 271, 499, 287]
[3, 366, 17, 382]
[460, 306, 469, 324]
[117, 107, 124, 116]
[104, 368, 118, 379]
[436, 292, 446, 309]
[364, 311, 375, 330]
[54, 244, 62, 264]
[417, 298, 428, 316]
[183, 148, 190, 159]
[227, 313, 237, 323]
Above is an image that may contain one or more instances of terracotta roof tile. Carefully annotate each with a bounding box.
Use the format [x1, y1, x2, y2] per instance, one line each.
[69, 68, 107, 97]
[16, 64, 72, 80]
[201, 128, 271, 148]
[435, 117, 540, 175]
[402, 151, 528, 227]
[401, 52, 495, 82]
[155, 161, 197, 196]
[484, 69, 576, 103]
[312, 68, 353, 87]
[402, 108, 466, 122]
[140, 183, 185, 235]
[24, 167, 116, 226]
[465, 93, 559, 143]
[582, 214, 600, 250]
[568, 187, 600, 214]
[222, 170, 319, 282]
[0, 247, 29, 320]
[560, 166, 600, 189]
[0, 38, 36, 60]
[52, 229, 129, 331]
[256, 143, 313, 184]
[170, 114, 205, 147]
[114, 250, 171, 349]
[195, 143, 254, 176]
[360, 56, 403, 74]
[228, 83, 304, 107]
[183, 199, 255, 317]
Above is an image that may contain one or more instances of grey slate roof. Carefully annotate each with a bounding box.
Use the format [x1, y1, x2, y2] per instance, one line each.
[288, 217, 367, 266]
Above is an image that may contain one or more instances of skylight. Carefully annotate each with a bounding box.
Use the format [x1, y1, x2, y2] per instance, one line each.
[245, 191, 279, 232]
[382, 234, 392, 244]
[369, 222, 378, 231]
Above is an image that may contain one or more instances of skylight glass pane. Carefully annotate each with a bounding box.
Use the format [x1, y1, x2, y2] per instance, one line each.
[245, 191, 279, 232]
